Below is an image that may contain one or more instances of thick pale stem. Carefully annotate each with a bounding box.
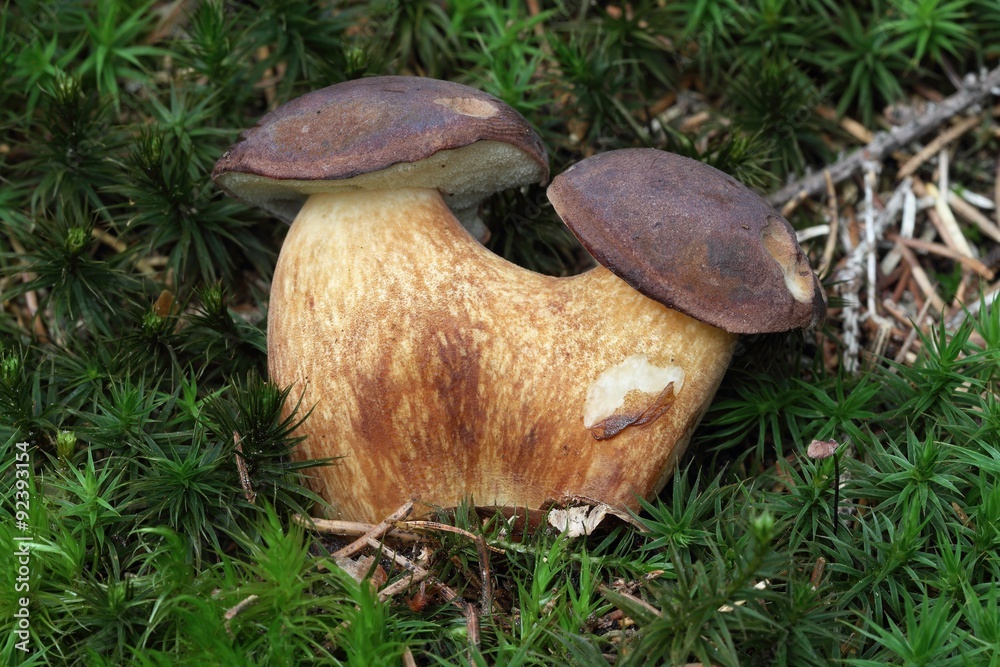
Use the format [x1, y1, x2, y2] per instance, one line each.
[269, 187, 737, 521]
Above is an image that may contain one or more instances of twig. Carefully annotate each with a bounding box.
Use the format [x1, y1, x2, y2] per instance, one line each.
[402, 521, 505, 553]
[819, 170, 840, 278]
[835, 207, 863, 373]
[995, 153, 1000, 224]
[896, 114, 982, 179]
[948, 191, 1000, 245]
[923, 182, 974, 257]
[863, 161, 880, 318]
[334, 502, 414, 560]
[894, 298, 935, 364]
[378, 568, 431, 601]
[932, 151, 975, 257]
[895, 243, 947, 313]
[947, 281, 1000, 329]
[598, 584, 662, 617]
[6, 235, 49, 342]
[292, 514, 422, 543]
[887, 234, 994, 279]
[767, 65, 1000, 207]
[224, 594, 259, 638]
[233, 431, 256, 505]
[365, 535, 479, 655]
[816, 105, 874, 143]
[146, 0, 193, 44]
[797, 224, 831, 243]
[475, 535, 493, 616]
[810, 557, 827, 590]
[90, 227, 127, 253]
[365, 538, 441, 594]
[879, 179, 916, 275]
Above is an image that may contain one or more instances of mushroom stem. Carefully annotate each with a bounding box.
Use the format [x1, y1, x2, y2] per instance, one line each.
[269, 187, 738, 521]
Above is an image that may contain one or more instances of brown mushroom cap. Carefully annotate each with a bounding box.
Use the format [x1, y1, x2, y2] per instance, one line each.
[547, 149, 826, 334]
[212, 76, 549, 225]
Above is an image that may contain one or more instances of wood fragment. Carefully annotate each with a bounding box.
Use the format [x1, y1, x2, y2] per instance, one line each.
[475, 535, 493, 616]
[233, 431, 256, 504]
[366, 535, 477, 655]
[224, 594, 259, 638]
[863, 162, 882, 318]
[335, 502, 414, 560]
[888, 234, 994, 279]
[292, 514, 422, 543]
[816, 105, 873, 142]
[953, 272, 974, 312]
[401, 521, 505, 552]
[947, 280, 1000, 329]
[91, 227, 127, 253]
[895, 243, 947, 313]
[780, 189, 810, 217]
[810, 557, 827, 590]
[6, 235, 49, 342]
[995, 153, 1000, 224]
[880, 182, 917, 275]
[767, 65, 1000, 206]
[836, 206, 863, 373]
[598, 584, 662, 617]
[679, 110, 712, 133]
[896, 115, 982, 179]
[881, 298, 916, 329]
[526, 0, 544, 35]
[819, 170, 839, 277]
[926, 182, 974, 258]
[893, 298, 935, 364]
[797, 224, 830, 243]
[378, 568, 430, 602]
[949, 191, 1000, 245]
[914, 83, 946, 103]
[891, 262, 911, 304]
[146, 0, 192, 44]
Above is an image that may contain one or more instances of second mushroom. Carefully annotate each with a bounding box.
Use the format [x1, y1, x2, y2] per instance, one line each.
[213, 77, 825, 522]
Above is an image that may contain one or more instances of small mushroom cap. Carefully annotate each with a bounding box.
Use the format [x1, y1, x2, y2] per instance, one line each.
[547, 149, 826, 334]
[212, 76, 548, 225]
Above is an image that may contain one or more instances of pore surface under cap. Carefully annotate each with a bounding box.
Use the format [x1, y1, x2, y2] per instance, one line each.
[547, 149, 826, 334]
[212, 76, 548, 222]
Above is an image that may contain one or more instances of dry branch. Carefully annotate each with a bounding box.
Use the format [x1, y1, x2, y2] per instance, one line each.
[768, 66, 1000, 207]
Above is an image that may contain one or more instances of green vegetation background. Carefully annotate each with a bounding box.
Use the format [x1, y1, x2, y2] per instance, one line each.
[2, 0, 1000, 664]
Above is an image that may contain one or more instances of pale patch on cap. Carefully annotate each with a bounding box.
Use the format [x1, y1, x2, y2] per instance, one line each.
[434, 96, 498, 118]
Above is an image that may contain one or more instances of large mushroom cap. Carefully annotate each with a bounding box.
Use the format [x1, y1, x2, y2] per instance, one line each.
[547, 148, 826, 334]
[212, 76, 549, 225]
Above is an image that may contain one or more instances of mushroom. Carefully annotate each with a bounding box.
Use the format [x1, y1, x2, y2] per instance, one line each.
[213, 78, 826, 522]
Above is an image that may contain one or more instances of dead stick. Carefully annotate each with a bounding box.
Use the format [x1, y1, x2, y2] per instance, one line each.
[819, 170, 840, 278]
[598, 584, 662, 617]
[233, 431, 256, 504]
[895, 243, 947, 313]
[897, 114, 982, 179]
[767, 65, 1000, 207]
[476, 535, 493, 616]
[378, 569, 431, 601]
[224, 594, 260, 638]
[334, 502, 414, 559]
[995, 153, 1000, 224]
[365, 537, 464, 610]
[888, 234, 994, 279]
[401, 521, 505, 553]
[293, 514, 422, 543]
[949, 191, 1000, 245]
